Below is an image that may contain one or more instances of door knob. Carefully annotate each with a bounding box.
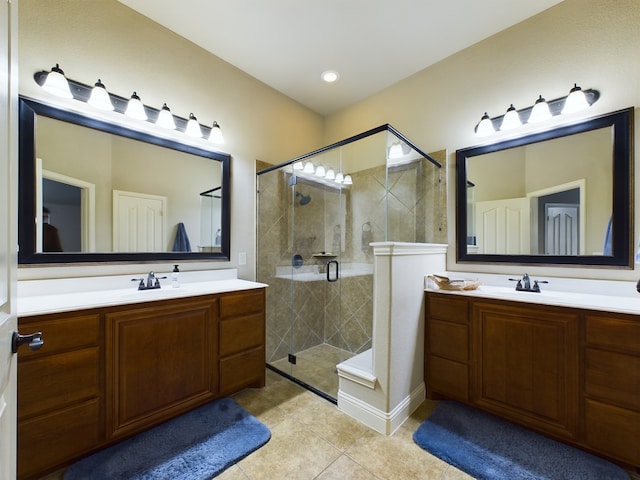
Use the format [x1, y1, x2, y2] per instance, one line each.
[11, 331, 44, 354]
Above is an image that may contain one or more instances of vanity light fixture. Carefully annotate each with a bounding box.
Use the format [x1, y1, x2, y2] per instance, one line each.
[342, 174, 353, 185]
[41, 64, 73, 99]
[156, 103, 176, 129]
[475, 84, 600, 137]
[293, 161, 304, 170]
[561, 83, 589, 114]
[87, 79, 114, 111]
[388, 142, 404, 160]
[34, 64, 225, 145]
[334, 172, 344, 183]
[325, 168, 336, 180]
[303, 161, 316, 174]
[527, 95, 551, 123]
[208, 121, 225, 144]
[500, 104, 521, 131]
[125, 91, 147, 120]
[314, 164, 326, 177]
[475, 113, 495, 137]
[185, 113, 202, 137]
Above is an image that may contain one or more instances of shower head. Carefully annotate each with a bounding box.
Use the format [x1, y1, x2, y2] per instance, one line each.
[296, 191, 311, 206]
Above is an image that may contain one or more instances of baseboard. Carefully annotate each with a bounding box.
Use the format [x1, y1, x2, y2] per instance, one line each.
[337, 382, 426, 435]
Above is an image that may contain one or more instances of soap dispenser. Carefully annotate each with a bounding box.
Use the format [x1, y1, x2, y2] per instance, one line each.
[171, 264, 180, 288]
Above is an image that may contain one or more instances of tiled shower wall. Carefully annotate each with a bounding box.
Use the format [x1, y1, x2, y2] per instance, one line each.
[257, 150, 446, 365]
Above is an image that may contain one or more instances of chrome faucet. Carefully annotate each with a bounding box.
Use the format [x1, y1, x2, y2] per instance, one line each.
[509, 273, 548, 293]
[131, 271, 166, 290]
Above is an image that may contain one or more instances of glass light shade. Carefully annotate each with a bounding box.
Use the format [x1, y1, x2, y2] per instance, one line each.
[315, 165, 326, 177]
[475, 112, 495, 137]
[342, 174, 353, 185]
[500, 104, 521, 131]
[293, 161, 304, 170]
[388, 142, 403, 159]
[42, 64, 73, 99]
[334, 172, 344, 183]
[325, 168, 335, 180]
[125, 92, 147, 120]
[208, 121, 225, 144]
[156, 103, 176, 129]
[528, 95, 551, 123]
[185, 113, 202, 137]
[561, 84, 589, 114]
[303, 161, 315, 174]
[87, 79, 113, 111]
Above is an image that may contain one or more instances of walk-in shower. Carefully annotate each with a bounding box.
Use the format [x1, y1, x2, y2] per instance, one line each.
[257, 125, 445, 402]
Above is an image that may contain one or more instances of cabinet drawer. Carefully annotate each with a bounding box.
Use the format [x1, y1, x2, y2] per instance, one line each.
[585, 347, 640, 410]
[429, 319, 468, 362]
[18, 399, 101, 480]
[586, 315, 640, 354]
[18, 346, 100, 420]
[585, 399, 640, 466]
[428, 356, 469, 401]
[18, 313, 100, 358]
[427, 294, 468, 324]
[220, 312, 264, 357]
[219, 346, 265, 395]
[219, 289, 265, 319]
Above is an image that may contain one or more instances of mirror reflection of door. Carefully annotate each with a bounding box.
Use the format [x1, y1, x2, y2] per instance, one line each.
[545, 204, 579, 255]
[113, 190, 167, 252]
[36, 158, 96, 253]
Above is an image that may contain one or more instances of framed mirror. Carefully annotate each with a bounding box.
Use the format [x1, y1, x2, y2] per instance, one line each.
[456, 107, 634, 267]
[18, 96, 231, 264]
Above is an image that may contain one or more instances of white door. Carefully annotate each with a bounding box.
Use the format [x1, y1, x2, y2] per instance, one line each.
[113, 190, 167, 252]
[0, 0, 18, 477]
[475, 197, 530, 254]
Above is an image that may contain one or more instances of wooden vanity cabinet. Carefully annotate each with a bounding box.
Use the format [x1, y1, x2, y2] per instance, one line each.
[18, 287, 266, 480]
[17, 311, 103, 480]
[425, 291, 640, 468]
[105, 297, 219, 440]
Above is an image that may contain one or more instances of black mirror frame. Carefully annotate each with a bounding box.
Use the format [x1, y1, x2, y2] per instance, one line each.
[18, 96, 231, 264]
[456, 107, 634, 267]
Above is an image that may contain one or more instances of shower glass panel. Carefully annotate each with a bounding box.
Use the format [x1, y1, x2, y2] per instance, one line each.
[257, 125, 443, 402]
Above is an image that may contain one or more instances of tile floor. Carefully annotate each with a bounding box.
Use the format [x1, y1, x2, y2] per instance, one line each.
[42, 368, 637, 480]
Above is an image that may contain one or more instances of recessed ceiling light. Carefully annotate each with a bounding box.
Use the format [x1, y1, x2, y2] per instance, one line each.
[321, 70, 339, 83]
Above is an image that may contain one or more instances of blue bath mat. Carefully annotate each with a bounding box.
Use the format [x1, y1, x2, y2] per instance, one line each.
[413, 401, 628, 480]
[64, 398, 270, 480]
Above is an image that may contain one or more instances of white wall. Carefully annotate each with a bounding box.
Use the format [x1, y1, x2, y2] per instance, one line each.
[324, 0, 640, 281]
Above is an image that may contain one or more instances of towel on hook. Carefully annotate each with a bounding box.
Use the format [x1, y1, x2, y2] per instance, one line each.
[172, 222, 192, 252]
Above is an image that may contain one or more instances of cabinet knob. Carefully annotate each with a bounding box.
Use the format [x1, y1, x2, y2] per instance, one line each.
[11, 331, 44, 354]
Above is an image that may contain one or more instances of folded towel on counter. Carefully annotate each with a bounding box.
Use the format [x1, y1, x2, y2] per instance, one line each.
[172, 222, 192, 252]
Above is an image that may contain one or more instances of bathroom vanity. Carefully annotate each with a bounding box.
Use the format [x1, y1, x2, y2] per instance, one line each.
[425, 288, 640, 469]
[16, 278, 266, 480]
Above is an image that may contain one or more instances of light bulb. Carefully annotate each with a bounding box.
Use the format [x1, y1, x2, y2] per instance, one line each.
[125, 92, 147, 120]
[293, 162, 304, 170]
[334, 172, 344, 183]
[303, 161, 315, 174]
[42, 64, 73, 99]
[388, 142, 403, 159]
[315, 165, 326, 177]
[325, 168, 335, 180]
[87, 79, 113, 111]
[208, 121, 225, 144]
[475, 112, 495, 137]
[185, 113, 202, 137]
[500, 104, 521, 131]
[561, 84, 589, 114]
[156, 103, 176, 129]
[528, 95, 551, 123]
[342, 174, 353, 185]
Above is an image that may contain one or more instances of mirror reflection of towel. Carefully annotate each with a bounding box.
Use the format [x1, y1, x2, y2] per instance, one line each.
[172, 222, 192, 252]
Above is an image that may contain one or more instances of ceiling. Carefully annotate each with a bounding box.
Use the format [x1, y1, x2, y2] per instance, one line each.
[117, 0, 563, 116]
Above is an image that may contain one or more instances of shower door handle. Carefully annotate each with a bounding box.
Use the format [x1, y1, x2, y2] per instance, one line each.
[326, 260, 339, 282]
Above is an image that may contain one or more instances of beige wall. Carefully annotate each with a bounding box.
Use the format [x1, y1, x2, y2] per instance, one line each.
[18, 0, 324, 279]
[19, 0, 640, 283]
[324, 0, 640, 281]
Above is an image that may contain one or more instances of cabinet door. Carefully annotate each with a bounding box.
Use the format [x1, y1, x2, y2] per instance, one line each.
[472, 301, 579, 440]
[105, 298, 218, 439]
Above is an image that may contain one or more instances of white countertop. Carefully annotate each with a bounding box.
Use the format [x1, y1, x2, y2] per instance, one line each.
[425, 278, 640, 316]
[18, 269, 267, 317]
